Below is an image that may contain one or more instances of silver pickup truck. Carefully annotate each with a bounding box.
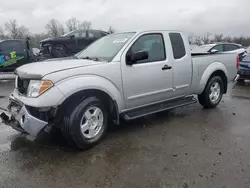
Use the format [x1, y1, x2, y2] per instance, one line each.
[1, 30, 239, 149]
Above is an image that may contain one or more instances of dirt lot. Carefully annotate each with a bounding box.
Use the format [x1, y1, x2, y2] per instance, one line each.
[1, 80, 250, 188]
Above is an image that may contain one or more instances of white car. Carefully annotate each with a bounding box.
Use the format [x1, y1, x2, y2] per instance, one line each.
[192, 43, 247, 55]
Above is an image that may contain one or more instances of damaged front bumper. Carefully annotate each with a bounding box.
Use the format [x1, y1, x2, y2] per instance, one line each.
[1, 94, 48, 137]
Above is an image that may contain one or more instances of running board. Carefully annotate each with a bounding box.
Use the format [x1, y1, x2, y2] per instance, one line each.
[122, 96, 197, 120]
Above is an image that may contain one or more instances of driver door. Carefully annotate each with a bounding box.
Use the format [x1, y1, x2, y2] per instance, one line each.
[121, 33, 173, 109]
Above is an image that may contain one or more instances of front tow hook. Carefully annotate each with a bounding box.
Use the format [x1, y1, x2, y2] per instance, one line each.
[233, 74, 240, 83]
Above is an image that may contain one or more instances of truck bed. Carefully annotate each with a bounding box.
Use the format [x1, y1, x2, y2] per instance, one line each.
[190, 52, 238, 94]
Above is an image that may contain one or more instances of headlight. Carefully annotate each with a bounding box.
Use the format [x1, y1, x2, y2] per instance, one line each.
[27, 80, 53, 98]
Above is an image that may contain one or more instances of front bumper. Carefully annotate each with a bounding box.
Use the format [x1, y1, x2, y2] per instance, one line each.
[238, 70, 250, 79]
[2, 94, 48, 137]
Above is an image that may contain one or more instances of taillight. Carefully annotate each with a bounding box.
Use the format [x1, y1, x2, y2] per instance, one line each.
[236, 55, 240, 69]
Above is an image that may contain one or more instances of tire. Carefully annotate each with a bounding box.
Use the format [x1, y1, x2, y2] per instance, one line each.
[61, 97, 108, 149]
[198, 76, 224, 108]
[51, 44, 67, 58]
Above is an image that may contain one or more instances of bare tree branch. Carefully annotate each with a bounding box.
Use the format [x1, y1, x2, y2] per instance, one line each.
[80, 21, 92, 30]
[213, 34, 224, 42]
[108, 26, 115, 34]
[4, 20, 29, 39]
[45, 19, 65, 37]
[66, 18, 80, 31]
[201, 33, 211, 44]
[194, 36, 202, 45]
[0, 26, 6, 39]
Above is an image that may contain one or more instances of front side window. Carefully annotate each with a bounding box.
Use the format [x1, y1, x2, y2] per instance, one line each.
[63, 30, 86, 38]
[211, 45, 223, 52]
[74, 30, 86, 38]
[129, 34, 166, 63]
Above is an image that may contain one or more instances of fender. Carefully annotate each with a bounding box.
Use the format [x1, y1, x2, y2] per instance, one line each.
[56, 75, 125, 112]
[198, 62, 228, 94]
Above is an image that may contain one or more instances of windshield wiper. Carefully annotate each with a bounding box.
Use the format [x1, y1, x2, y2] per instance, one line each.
[80, 56, 99, 61]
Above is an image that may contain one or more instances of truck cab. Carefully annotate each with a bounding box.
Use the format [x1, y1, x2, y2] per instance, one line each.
[0, 38, 34, 73]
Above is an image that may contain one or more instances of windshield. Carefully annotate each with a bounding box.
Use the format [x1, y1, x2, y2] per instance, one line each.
[76, 32, 136, 62]
[191, 45, 214, 53]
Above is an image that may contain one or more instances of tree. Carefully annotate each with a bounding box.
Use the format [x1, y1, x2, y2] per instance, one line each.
[30, 33, 49, 48]
[66, 18, 80, 31]
[188, 35, 195, 44]
[194, 36, 202, 45]
[4, 19, 29, 39]
[80, 21, 92, 30]
[108, 26, 115, 34]
[213, 34, 224, 42]
[0, 26, 6, 39]
[18, 25, 30, 38]
[201, 33, 211, 44]
[224, 36, 233, 43]
[45, 19, 65, 37]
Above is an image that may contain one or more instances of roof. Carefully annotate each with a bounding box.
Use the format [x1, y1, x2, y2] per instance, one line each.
[0, 39, 24, 43]
[198, 42, 243, 48]
[114, 29, 184, 35]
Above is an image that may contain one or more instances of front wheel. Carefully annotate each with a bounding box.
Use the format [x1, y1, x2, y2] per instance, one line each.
[198, 76, 224, 108]
[61, 97, 108, 149]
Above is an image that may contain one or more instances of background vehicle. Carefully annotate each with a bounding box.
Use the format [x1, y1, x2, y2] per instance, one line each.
[40, 29, 108, 58]
[237, 53, 250, 83]
[192, 42, 247, 56]
[0, 38, 38, 73]
[1, 30, 238, 149]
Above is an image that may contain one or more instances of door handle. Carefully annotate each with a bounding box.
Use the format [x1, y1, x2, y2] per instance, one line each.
[162, 64, 172, 70]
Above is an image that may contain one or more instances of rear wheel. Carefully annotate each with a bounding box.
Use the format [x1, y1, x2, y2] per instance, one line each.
[198, 76, 224, 108]
[61, 97, 108, 149]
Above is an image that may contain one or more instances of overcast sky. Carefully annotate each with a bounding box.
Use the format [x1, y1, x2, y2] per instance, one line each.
[0, 0, 249, 36]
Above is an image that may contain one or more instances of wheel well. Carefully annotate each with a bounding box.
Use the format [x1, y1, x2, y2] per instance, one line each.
[60, 89, 119, 124]
[209, 70, 227, 94]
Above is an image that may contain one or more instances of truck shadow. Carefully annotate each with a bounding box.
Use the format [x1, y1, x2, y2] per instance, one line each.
[8, 109, 181, 152]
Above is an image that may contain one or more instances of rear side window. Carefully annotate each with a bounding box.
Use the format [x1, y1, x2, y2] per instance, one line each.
[169, 33, 186, 59]
[224, 44, 239, 51]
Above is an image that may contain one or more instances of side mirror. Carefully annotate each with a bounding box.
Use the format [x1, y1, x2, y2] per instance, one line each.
[126, 50, 149, 65]
[210, 49, 218, 54]
[69, 35, 75, 39]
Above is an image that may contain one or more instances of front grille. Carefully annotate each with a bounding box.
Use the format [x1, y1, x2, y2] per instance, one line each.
[17, 77, 30, 95]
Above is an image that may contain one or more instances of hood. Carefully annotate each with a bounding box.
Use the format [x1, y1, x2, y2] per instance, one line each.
[40, 36, 69, 44]
[15, 59, 105, 79]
